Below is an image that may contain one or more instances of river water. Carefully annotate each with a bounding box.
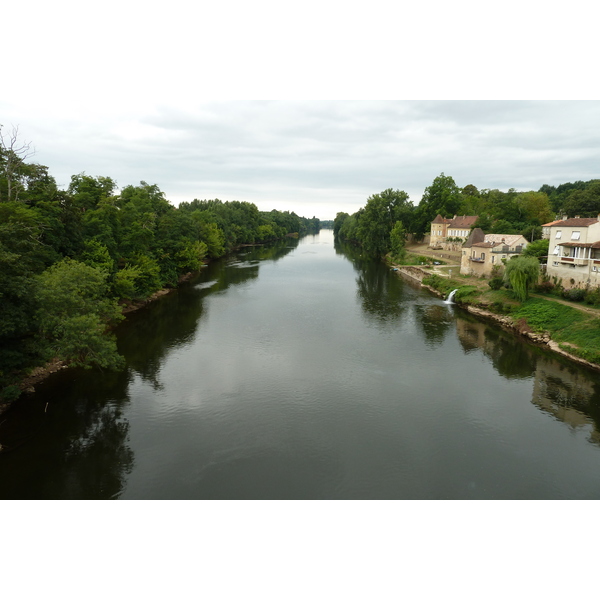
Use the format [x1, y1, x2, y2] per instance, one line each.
[2, 229, 600, 499]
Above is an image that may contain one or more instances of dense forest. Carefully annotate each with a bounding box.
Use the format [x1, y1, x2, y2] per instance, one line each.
[334, 173, 600, 259]
[0, 128, 320, 401]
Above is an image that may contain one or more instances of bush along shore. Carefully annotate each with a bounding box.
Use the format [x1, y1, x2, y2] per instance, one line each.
[392, 264, 600, 373]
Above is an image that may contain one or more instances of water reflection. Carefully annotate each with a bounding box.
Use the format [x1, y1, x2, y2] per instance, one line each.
[413, 304, 454, 348]
[0, 238, 300, 500]
[456, 316, 538, 379]
[337, 239, 408, 326]
[0, 368, 133, 499]
[455, 314, 600, 446]
[118, 238, 299, 390]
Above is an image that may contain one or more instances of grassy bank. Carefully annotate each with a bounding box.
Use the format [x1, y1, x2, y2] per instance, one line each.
[418, 272, 600, 366]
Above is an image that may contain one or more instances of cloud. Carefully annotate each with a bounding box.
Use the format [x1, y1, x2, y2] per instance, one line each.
[4, 100, 600, 219]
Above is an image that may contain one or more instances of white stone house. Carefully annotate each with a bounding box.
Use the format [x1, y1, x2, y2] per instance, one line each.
[546, 216, 600, 287]
[429, 215, 478, 249]
[460, 229, 529, 277]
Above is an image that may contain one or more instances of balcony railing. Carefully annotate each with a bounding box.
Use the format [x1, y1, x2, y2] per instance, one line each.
[491, 247, 523, 254]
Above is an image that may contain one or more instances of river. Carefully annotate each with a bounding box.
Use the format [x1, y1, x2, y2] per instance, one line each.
[2, 229, 600, 499]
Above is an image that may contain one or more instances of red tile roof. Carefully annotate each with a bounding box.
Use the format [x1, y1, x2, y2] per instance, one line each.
[552, 217, 599, 227]
[448, 215, 478, 228]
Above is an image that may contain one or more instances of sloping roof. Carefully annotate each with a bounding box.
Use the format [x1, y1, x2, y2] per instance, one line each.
[431, 214, 478, 227]
[448, 215, 478, 228]
[558, 241, 600, 249]
[462, 227, 486, 248]
[542, 219, 563, 227]
[483, 234, 527, 246]
[471, 242, 495, 248]
[552, 217, 599, 227]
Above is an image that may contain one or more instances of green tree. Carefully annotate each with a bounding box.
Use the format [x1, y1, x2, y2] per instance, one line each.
[522, 238, 549, 260]
[356, 189, 411, 256]
[413, 173, 461, 238]
[516, 191, 553, 225]
[503, 256, 540, 302]
[390, 221, 407, 262]
[69, 173, 116, 213]
[36, 259, 124, 369]
[563, 181, 600, 218]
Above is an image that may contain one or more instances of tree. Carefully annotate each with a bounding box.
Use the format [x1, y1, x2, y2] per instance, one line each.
[36, 259, 124, 369]
[563, 181, 600, 218]
[390, 221, 407, 262]
[412, 173, 462, 238]
[522, 238, 549, 261]
[69, 173, 116, 213]
[0, 124, 35, 202]
[503, 256, 540, 302]
[333, 212, 349, 238]
[516, 191, 553, 225]
[356, 189, 411, 256]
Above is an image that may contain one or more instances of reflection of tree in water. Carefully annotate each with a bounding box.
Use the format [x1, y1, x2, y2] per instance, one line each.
[0, 368, 133, 499]
[335, 239, 409, 325]
[355, 267, 408, 325]
[455, 313, 600, 447]
[0, 238, 302, 499]
[455, 314, 537, 379]
[532, 356, 600, 447]
[413, 304, 454, 347]
[117, 240, 298, 389]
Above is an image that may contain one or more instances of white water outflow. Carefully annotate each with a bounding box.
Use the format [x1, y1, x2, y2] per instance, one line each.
[444, 289, 458, 304]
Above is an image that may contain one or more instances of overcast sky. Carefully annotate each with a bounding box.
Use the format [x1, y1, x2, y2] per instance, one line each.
[3, 2, 598, 220]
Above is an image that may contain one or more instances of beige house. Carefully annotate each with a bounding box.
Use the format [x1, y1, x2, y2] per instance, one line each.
[460, 228, 528, 277]
[546, 216, 600, 287]
[430, 215, 478, 249]
[542, 219, 563, 240]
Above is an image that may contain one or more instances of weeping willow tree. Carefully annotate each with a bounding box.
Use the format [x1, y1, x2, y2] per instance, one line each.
[503, 256, 540, 302]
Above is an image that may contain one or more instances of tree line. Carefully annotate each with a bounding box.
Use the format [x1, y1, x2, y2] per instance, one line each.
[0, 126, 320, 401]
[334, 173, 600, 260]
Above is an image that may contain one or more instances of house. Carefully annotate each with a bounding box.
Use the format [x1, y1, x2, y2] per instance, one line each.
[546, 216, 600, 287]
[460, 228, 529, 277]
[429, 214, 478, 249]
[541, 219, 564, 240]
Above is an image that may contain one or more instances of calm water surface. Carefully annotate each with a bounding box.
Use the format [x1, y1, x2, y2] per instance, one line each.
[3, 229, 600, 499]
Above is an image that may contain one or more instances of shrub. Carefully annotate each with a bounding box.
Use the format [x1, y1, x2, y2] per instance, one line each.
[488, 277, 503, 290]
[584, 287, 600, 306]
[562, 288, 585, 302]
[535, 280, 555, 294]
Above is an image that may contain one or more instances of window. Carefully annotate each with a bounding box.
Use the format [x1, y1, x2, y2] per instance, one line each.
[593, 266, 598, 272]
[555, 230, 562, 239]
[481, 253, 485, 260]
[553, 246, 559, 255]
[553, 261, 559, 266]
[571, 231, 581, 240]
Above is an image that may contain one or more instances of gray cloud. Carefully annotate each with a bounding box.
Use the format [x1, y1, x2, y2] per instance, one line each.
[4, 101, 600, 219]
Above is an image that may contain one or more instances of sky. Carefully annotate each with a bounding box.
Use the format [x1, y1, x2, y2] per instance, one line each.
[3, 2, 599, 221]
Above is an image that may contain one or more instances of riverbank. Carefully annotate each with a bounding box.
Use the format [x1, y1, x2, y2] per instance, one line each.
[0, 271, 202, 417]
[1, 233, 307, 416]
[392, 263, 600, 373]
